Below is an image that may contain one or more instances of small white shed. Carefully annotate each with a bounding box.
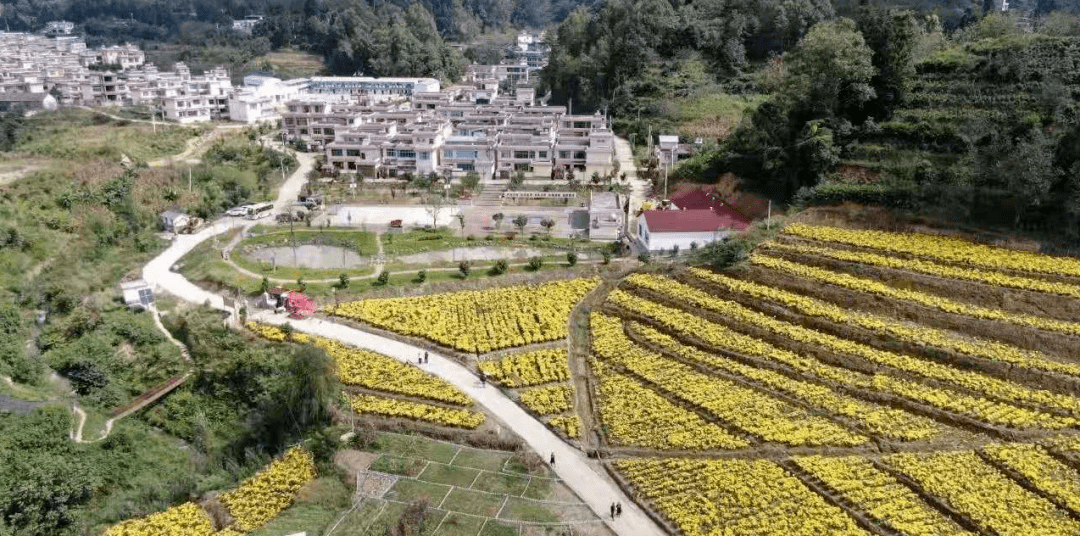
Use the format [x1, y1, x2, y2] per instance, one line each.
[119, 280, 154, 310]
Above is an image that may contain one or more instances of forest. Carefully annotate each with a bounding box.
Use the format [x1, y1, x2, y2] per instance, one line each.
[538, 0, 1080, 244]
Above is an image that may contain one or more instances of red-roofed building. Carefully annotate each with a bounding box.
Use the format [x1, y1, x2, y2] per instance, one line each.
[636, 208, 746, 253]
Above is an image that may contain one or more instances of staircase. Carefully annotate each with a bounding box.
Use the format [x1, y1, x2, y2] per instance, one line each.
[474, 181, 507, 207]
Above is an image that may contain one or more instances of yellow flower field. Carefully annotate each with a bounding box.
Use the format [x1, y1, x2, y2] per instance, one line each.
[103, 503, 215, 536]
[592, 358, 749, 449]
[331, 278, 599, 353]
[547, 415, 582, 439]
[764, 240, 1080, 298]
[783, 222, 1080, 278]
[247, 322, 473, 406]
[688, 265, 1080, 377]
[617, 458, 870, 536]
[751, 253, 1080, 336]
[219, 447, 317, 532]
[793, 455, 973, 536]
[885, 451, 1080, 536]
[348, 394, 486, 429]
[619, 277, 1080, 426]
[592, 313, 868, 447]
[479, 348, 571, 387]
[983, 443, 1080, 513]
[519, 384, 574, 415]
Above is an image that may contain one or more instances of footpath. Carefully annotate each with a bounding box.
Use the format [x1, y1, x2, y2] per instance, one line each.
[248, 310, 667, 536]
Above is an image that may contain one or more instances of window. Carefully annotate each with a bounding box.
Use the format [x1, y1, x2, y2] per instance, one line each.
[457, 163, 475, 171]
[559, 151, 569, 159]
[573, 121, 591, 129]
[324, 128, 334, 136]
[444, 150, 453, 158]
[419, 152, 430, 160]
[574, 151, 586, 160]
[539, 151, 547, 158]
[331, 149, 343, 156]
[514, 151, 530, 159]
[300, 129, 308, 135]
[346, 149, 360, 157]
[398, 150, 416, 159]
[312, 128, 322, 135]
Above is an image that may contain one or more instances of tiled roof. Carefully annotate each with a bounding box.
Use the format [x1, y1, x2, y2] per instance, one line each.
[643, 209, 748, 233]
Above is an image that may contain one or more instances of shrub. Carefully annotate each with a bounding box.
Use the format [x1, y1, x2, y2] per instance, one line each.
[528, 257, 543, 271]
[484, 234, 494, 241]
[529, 235, 539, 241]
[638, 252, 651, 264]
[671, 244, 680, 257]
[416, 269, 426, 283]
[490, 259, 509, 275]
[458, 261, 471, 278]
[602, 251, 612, 264]
[376, 270, 390, 285]
[505, 232, 516, 241]
[466, 234, 475, 241]
[566, 252, 578, 266]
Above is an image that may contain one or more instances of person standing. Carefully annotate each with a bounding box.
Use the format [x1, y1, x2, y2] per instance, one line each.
[616, 503, 622, 517]
[424, 351, 429, 363]
[610, 503, 616, 519]
[550, 452, 555, 466]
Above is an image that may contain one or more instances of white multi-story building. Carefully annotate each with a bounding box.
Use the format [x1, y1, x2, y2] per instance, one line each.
[303, 77, 440, 101]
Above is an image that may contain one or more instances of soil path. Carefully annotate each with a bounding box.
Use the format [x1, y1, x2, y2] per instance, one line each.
[248, 309, 667, 536]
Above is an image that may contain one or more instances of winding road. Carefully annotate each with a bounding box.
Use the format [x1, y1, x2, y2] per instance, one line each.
[138, 138, 664, 535]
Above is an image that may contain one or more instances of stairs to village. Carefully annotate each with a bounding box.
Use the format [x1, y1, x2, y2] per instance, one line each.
[474, 181, 507, 207]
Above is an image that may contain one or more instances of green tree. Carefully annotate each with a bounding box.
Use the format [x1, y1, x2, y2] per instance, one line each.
[566, 251, 578, 266]
[458, 261, 471, 278]
[783, 18, 876, 119]
[337, 273, 350, 290]
[492, 212, 504, 229]
[857, 7, 918, 118]
[512, 215, 528, 234]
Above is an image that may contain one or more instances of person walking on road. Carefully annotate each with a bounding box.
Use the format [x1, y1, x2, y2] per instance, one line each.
[424, 351, 429, 363]
[610, 503, 616, 519]
[550, 452, 555, 466]
[616, 503, 622, 517]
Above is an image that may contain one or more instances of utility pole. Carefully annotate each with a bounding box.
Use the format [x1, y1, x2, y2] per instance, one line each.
[188, 166, 192, 192]
[767, 199, 772, 229]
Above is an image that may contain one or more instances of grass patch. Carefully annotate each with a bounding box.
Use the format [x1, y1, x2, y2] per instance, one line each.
[519, 478, 554, 501]
[472, 471, 529, 496]
[386, 479, 452, 504]
[450, 448, 511, 473]
[17, 108, 202, 162]
[263, 49, 329, 78]
[496, 498, 560, 523]
[334, 500, 445, 536]
[369, 455, 425, 477]
[503, 455, 553, 477]
[432, 513, 487, 536]
[438, 488, 505, 517]
[478, 520, 520, 536]
[418, 463, 482, 487]
[246, 477, 350, 536]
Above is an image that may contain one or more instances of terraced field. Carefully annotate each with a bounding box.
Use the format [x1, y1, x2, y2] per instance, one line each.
[592, 222, 1080, 536]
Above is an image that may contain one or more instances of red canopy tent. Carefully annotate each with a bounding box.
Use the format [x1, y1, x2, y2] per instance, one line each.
[285, 293, 318, 319]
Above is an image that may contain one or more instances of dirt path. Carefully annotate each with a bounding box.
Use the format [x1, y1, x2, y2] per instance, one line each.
[248, 309, 668, 536]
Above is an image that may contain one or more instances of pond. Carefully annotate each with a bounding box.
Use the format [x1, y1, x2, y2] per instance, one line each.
[246, 245, 370, 269]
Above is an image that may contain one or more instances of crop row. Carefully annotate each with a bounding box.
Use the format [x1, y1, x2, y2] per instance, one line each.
[983, 443, 1080, 514]
[766, 240, 1080, 299]
[688, 264, 1080, 378]
[347, 394, 486, 429]
[547, 415, 581, 439]
[620, 276, 1079, 429]
[331, 278, 599, 353]
[609, 287, 1075, 430]
[592, 312, 868, 447]
[886, 451, 1080, 535]
[616, 458, 870, 536]
[247, 322, 472, 406]
[591, 358, 749, 450]
[519, 384, 574, 415]
[479, 348, 571, 387]
[793, 455, 972, 536]
[783, 222, 1080, 278]
[631, 322, 939, 441]
[751, 253, 1080, 336]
